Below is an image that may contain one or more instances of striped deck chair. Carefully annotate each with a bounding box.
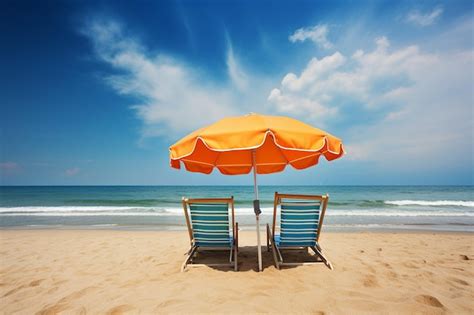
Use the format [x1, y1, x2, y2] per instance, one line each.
[181, 197, 238, 272]
[266, 192, 333, 270]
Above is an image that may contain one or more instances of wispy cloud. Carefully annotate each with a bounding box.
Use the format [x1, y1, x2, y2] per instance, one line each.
[65, 167, 80, 176]
[226, 36, 248, 91]
[406, 6, 443, 27]
[81, 18, 239, 138]
[289, 24, 333, 49]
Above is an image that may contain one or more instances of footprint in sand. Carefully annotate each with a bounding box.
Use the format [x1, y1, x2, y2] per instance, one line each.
[385, 270, 398, 280]
[106, 304, 135, 315]
[156, 298, 184, 308]
[450, 277, 469, 286]
[362, 274, 378, 288]
[402, 262, 418, 269]
[47, 287, 59, 294]
[380, 262, 392, 269]
[415, 294, 444, 308]
[29, 279, 44, 287]
[37, 286, 97, 315]
[36, 303, 69, 314]
[3, 285, 27, 297]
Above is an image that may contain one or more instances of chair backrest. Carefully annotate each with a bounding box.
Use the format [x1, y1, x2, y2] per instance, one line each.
[182, 197, 235, 247]
[273, 193, 329, 247]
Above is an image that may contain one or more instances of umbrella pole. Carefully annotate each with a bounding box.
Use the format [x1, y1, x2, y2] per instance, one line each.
[252, 150, 263, 272]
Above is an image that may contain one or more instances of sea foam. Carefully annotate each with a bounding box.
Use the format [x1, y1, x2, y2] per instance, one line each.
[0, 206, 473, 217]
[385, 200, 474, 207]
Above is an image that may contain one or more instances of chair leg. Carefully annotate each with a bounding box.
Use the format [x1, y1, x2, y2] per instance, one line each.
[271, 245, 280, 269]
[311, 246, 333, 270]
[234, 245, 238, 271]
[274, 243, 283, 263]
[267, 224, 280, 269]
[266, 225, 270, 252]
[181, 245, 198, 272]
[235, 222, 239, 252]
[234, 224, 239, 271]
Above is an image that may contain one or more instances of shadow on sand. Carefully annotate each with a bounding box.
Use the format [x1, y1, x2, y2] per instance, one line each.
[186, 245, 328, 272]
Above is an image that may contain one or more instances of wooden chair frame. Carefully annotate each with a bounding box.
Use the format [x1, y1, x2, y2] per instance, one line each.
[266, 192, 333, 270]
[181, 197, 239, 272]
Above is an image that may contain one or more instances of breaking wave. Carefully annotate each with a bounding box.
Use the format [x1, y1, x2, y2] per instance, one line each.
[385, 200, 474, 207]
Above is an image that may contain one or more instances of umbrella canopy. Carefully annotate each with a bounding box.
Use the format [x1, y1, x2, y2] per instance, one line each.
[169, 113, 344, 174]
[169, 113, 344, 271]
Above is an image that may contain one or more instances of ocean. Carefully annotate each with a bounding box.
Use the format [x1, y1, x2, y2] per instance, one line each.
[0, 186, 473, 232]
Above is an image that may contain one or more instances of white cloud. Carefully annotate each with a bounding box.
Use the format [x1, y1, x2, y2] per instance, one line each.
[359, 49, 472, 164]
[81, 17, 472, 175]
[269, 37, 436, 120]
[289, 24, 333, 49]
[281, 52, 346, 92]
[269, 35, 473, 171]
[268, 88, 338, 122]
[267, 51, 347, 124]
[406, 6, 443, 27]
[65, 167, 80, 176]
[82, 19, 239, 138]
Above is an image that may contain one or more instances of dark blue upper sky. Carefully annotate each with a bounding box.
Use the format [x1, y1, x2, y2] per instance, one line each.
[1, 0, 473, 185]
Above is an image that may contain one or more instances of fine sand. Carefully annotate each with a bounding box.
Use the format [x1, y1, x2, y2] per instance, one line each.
[0, 230, 473, 314]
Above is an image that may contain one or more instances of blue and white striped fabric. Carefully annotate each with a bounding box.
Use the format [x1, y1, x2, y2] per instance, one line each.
[276, 201, 321, 247]
[189, 203, 233, 247]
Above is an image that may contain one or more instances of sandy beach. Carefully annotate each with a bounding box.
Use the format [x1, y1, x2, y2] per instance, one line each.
[0, 230, 472, 314]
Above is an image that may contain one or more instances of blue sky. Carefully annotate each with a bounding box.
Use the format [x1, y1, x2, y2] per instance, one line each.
[0, 0, 473, 185]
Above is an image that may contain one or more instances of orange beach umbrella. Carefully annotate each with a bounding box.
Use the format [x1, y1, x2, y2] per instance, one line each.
[169, 113, 344, 271]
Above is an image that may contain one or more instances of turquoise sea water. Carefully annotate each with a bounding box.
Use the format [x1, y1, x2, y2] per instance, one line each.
[0, 186, 473, 232]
